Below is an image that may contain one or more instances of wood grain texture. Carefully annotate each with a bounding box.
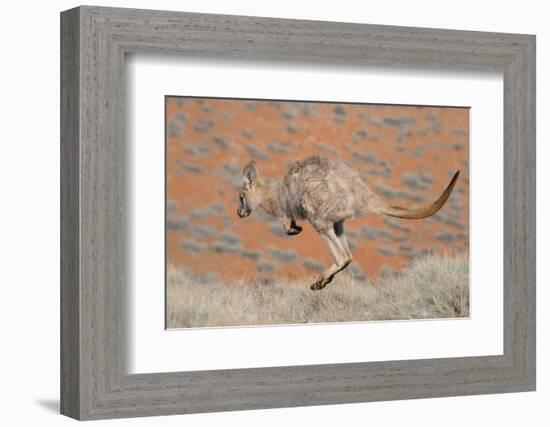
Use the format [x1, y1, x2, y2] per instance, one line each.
[60, 6, 536, 420]
[60, 7, 80, 419]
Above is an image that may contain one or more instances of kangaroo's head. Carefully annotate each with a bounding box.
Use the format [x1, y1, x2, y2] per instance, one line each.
[237, 161, 262, 218]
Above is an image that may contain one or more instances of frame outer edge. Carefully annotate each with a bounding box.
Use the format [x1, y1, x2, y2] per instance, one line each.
[502, 34, 536, 391]
[527, 35, 536, 390]
[520, 34, 536, 389]
[60, 6, 81, 420]
[61, 6, 537, 420]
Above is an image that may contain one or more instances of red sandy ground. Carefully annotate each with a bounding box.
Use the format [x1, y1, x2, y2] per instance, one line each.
[166, 98, 469, 283]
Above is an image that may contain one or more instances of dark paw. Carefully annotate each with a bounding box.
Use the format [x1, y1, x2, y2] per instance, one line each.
[286, 225, 302, 236]
[310, 278, 327, 291]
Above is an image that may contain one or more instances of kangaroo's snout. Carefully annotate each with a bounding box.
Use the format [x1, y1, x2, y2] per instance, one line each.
[237, 190, 252, 218]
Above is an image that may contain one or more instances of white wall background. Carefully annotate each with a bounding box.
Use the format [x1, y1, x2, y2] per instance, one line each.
[0, 0, 546, 425]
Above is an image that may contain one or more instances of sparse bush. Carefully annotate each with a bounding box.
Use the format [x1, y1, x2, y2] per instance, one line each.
[383, 116, 416, 128]
[267, 141, 291, 154]
[303, 258, 324, 272]
[353, 151, 377, 164]
[332, 104, 347, 123]
[377, 246, 396, 256]
[166, 217, 187, 230]
[219, 233, 241, 245]
[175, 160, 203, 173]
[166, 199, 179, 212]
[211, 136, 229, 149]
[286, 123, 298, 134]
[241, 250, 261, 261]
[194, 119, 214, 133]
[244, 101, 257, 111]
[402, 172, 432, 191]
[184, 144, 210, 156]
[167, 253, 469, 328]
[268, 248, 298, 263]
[241, 129, 253, 139]
[190, 224, 216, 239]
[374, 183, 426, 202]
[168, 113, 186, 138]
[245, 144, 269, 161]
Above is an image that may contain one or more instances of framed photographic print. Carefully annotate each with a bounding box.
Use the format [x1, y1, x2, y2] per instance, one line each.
[60, 5, 536, 420]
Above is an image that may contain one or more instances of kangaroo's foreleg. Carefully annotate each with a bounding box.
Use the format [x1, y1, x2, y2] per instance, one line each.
[281, 216, 302, 236]
[311, 224, 352, 291]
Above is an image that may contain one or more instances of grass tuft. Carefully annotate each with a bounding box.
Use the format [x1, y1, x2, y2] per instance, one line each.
[167, 253, 469, 328]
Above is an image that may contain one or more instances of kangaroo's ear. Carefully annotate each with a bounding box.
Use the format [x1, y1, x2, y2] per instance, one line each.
[242, 161, 258, 185]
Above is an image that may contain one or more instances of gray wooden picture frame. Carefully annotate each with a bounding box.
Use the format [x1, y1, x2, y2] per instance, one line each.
[60, 5, 536, 421]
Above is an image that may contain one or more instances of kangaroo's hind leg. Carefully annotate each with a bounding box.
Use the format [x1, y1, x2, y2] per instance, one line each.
[333, 219, 353, 261]
[311, 223, 352, 291]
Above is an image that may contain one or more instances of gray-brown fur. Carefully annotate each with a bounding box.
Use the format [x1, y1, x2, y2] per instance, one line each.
[237, 155, 459, 290]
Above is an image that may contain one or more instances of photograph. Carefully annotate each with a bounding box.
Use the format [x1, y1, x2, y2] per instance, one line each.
[165, 97, 470, 328]
[51, 3, 538, 421]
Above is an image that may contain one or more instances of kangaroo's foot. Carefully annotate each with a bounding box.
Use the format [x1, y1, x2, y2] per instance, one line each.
[282, 218, 302, 236]
[310, 259, 351, 291]
[285, 224, 302, 236]
[310, 275, 334, 291]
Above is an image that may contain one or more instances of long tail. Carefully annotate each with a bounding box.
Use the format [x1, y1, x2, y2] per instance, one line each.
[381, 171, 460, 220]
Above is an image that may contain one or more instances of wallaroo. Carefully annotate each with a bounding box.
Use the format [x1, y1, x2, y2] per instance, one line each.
[237, 156, 460, 291]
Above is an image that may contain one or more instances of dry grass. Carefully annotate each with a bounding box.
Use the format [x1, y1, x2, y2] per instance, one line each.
[166, 253, 469, 328]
